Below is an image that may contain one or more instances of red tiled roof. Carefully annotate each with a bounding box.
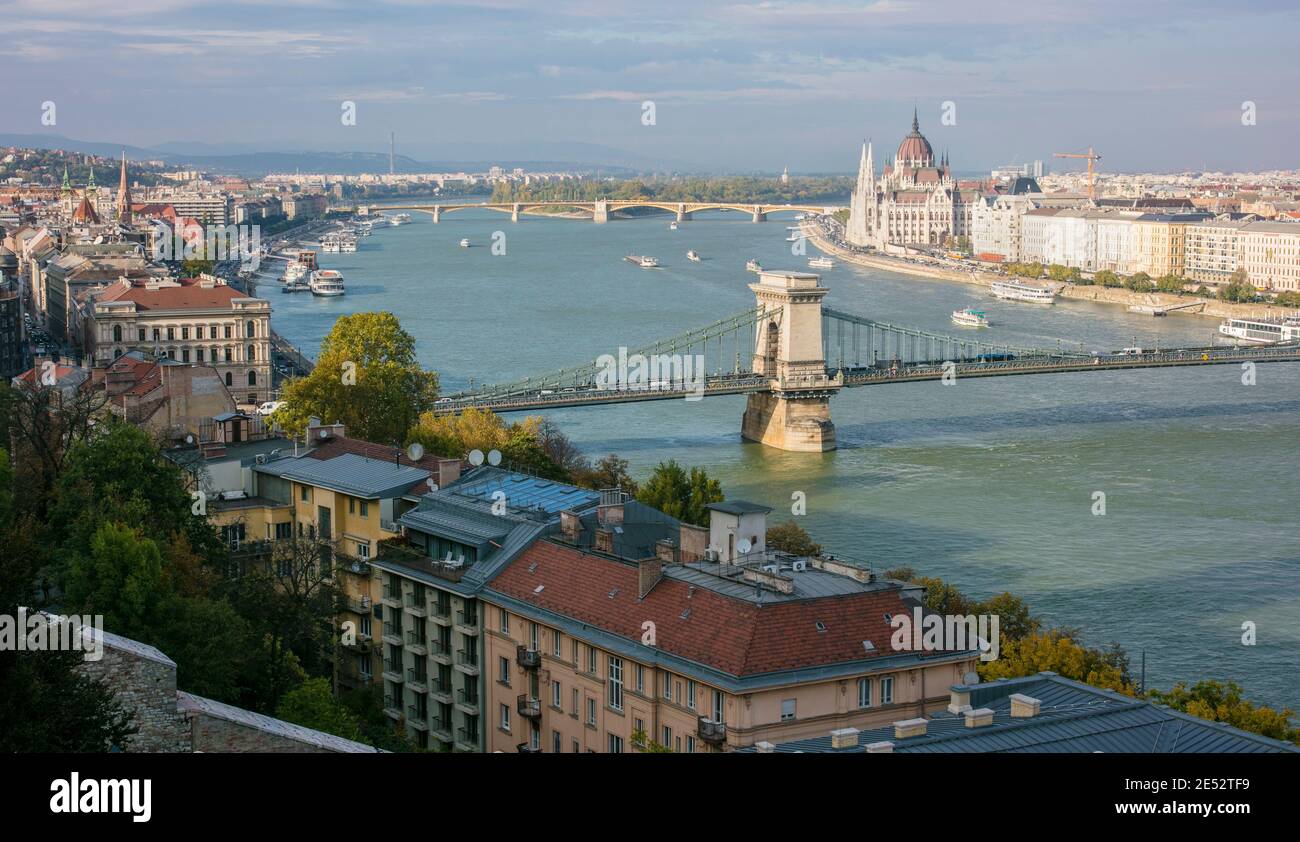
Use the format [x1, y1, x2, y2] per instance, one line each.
[95, 276, 248, 311]
[490, 541, 924, 677]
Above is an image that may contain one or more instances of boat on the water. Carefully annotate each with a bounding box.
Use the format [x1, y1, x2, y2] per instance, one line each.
[309, 269, 346, 296]
[1218, 315, 1300, 344]
[625, 254, 659, 268]
[746, 259, 762, 273]
[389, 213, 412, 226]
[951, 307, 989, 328]
[992, 279, 1055, 304]
[459, 238, 470, 248]
[687, 250, 701, 262]
[669, 221, 678, 231]
[808, 256, 833, 269]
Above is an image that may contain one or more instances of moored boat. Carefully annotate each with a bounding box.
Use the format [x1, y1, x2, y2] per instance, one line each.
[951, 307, 989, 328]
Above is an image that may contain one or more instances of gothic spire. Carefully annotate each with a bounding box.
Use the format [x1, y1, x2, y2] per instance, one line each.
[117, 150, 133, 225]
[61, 165, 71, 192]
[912, 106, 919, 134]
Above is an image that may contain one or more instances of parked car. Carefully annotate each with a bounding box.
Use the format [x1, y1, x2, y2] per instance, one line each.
[256, 400, 284, 416]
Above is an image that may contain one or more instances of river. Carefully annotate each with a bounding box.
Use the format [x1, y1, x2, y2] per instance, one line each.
[267, 209, 1300, 711]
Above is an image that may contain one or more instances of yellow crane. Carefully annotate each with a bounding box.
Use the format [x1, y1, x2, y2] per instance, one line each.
[1053, 147, 1102, 200]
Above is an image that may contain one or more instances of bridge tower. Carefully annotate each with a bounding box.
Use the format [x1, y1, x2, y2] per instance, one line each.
[592, 200, 608, 223]
[741, 271, 842, 452]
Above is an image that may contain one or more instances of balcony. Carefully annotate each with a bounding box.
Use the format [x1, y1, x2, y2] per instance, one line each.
[407, 668, 428, 693]
[382, 622, 402, 646]
[429, 679, 453, 703]
[454, 611, 479, 636]
[337, 556, 372, 578]
[381, 585, 401, 608]
[516, 645, 541, 670]
[431, 718, 452, 742]
[405, 630, 426, 655]
[697, 717, 727, 746]
[430, 603, 453, 625]
[455, 687, 479, 714]
[406, 705, 429, 730]
[429, 639, 453, 664]
[454, 649, 480, 676]
[380, 518, 401, 534]
[404, 594, 427, 618]
[383, 659, 404, 683]
[516, 694, 541, 719]
[383, 696, 403, 720]
[341, 637, 371, 655]
[343, 595, 373, 615]
[516, 742, 541, 754]
[455, 727, 479, 751]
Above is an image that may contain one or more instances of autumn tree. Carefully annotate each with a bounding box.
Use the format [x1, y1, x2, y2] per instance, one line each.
[766, 520, 821, 556]
[1146, 680, 1298, 744]
[635, 460, 723, 527]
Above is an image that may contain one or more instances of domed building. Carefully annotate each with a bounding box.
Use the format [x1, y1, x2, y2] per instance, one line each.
[846, 110, 978, 250]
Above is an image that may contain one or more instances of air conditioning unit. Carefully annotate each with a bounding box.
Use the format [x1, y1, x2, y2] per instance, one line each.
[792, 560, 808, 572]
[255, 453, 268, 464]
[704, 548, 720, 562]
[762, 564, 778, 574]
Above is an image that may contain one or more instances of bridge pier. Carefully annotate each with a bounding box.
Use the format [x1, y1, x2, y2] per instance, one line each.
[592, 200, 608, 223]
[432, 206, 440, 223]
[752, 206, 767, 223]
[676, 204, 687, 222]
[741, 270, 841, 452]
[511, 203, 520, 223]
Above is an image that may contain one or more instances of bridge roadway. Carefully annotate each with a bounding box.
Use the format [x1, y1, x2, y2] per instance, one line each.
[336, 200, 843, 223]
[432, 343, 1300, 415]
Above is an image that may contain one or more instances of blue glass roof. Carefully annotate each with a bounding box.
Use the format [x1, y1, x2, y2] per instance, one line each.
[447, 467, 599, 514]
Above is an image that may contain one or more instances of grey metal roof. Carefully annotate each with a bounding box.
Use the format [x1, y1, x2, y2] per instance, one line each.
[176, 692, 381, 753]
[706, 500, 773, 515]
[255, 452, 430, 499]
[399, 496, 517, 546]
[667, 560, 885, 603]
[737, 673, 1300, 754]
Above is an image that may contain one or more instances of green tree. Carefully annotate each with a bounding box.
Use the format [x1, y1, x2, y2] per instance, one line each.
[979, 629, 1132, 692]
[766, 520, 821, 556]
[1125, 272, 1153, 292]
[1095, 270, 1122, 288]
[1146, 680, 1298, 744]
[630, 728, 673, 752]
[574, 454, 639, 495]
[277, 677, 367, 743]
[65, 522, 165, 638]
[635, 460, 723, 527]
[273, 312, 439, 444]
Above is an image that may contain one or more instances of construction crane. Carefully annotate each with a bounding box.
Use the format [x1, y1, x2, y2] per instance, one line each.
[1053, 147, 1102, 200]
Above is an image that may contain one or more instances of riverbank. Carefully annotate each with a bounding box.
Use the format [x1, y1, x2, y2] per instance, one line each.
[800, 223, 1295, 322]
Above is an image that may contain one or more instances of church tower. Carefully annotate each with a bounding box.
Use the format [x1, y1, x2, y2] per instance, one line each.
[116, 151, 133, 225]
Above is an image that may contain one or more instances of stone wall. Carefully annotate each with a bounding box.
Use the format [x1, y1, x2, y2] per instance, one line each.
[79, 642, 191, 753]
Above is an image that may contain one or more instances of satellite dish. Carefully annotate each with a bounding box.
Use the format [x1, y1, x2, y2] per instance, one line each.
[487, 449, 501, 466]
[468, 449, 485, 466]
[407, 442, 425, 462]
[426, 479, 438, 492]
[737, 538, 752, 555]
[963, 671, 980, 686]
[185, 434, 195, 444]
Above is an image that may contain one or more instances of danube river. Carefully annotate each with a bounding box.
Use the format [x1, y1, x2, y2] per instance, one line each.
[268, 210, 1300, 710]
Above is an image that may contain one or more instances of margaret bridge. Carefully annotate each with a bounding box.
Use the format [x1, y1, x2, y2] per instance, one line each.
[336, 200, 841, 224]
[430, 270, 1300, 452]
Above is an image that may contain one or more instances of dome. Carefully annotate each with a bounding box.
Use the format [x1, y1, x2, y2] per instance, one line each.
[895, 110, 934, 166]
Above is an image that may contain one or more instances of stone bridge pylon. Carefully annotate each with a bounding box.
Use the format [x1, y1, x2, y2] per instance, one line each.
[741, 271, 843, 452]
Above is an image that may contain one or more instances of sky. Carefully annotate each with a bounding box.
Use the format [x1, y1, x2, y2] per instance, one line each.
[2, 0, 1298, 173]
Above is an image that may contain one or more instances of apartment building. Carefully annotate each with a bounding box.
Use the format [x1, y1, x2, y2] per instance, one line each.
[1241, 222, 1300, 292]
[970, 194, 1037, 262]
[481, 500, 980, 753]
[85, 275, 272, 404]
[40, 246, 165, 343]
[1023, 209, 1211, 276]
[368, 469, 601, 751]
[1184, 218, 1251, 284]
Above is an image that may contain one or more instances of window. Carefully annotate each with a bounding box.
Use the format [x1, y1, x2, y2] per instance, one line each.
[137, 327, 145, 341]
[152, 328, 160, 341]
[607, 656, 623, 712]
[552, 680, 562, 708]
[686, 736, 696, 754]
[571, 639, 578, 664]
[553, 630, 562, 658]
[529, 622, 538, 651]
[586, 697, 596, 726]
[572, 739, 580, 753]
[880, 676, 894, 706]
[553, 730, 562, 754]
[635, 664, 644, 694]
[247, 344, 255, 361]
[196, 325, 203, 339]
[224, 325, 232, 339]
[586, 646, 597, 674]
[112, 325, 122, 341]
[360, 615, 371, 638]
[607, 734, 624, 754]
[167, 327, 175, 340]
[274, 522, 292, 540]
[247, 370, 256, 386]
[634, 717, 645, 738]
[663, 673, 673, 701]
[224, 372, 232, 387]
[500, 609, 510, 635]
[357, 542, 370, 560]
[246, 320, 255, 337]
[181, 349, 190, 363]
[498, 656, 510, 685]
[359, 500, 368, 518]
[858, 678, 872, 709]
[182, 326, 189, 340]
[780, 699, 796, 722]
[224, 348, 232, 362]
[711, 690, 724, 724]
[300, 486, 309, 502]
[348, 499, 355, 514]
[686, 679, 697, 710]
[358, 654, 371, 678]
[571, 688, 579, 717]
[661, 725, 672, 747]
[196, 348, 204, 362]
[500, 704, 510, 732]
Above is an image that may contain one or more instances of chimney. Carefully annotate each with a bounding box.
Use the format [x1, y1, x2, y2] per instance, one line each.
[947, 686, 973, 715]
[964, 708, 994, 728]
[678, 523, 708, 562]
[637, 556, 663, 599]
[597, 488, 624, 526]
[893, 718, 927, 739]
[594, 527, 613, 555]
[864, 741, 894, 754]
[1009, 693, 1042, 718]
[559, 510, 581, 544]
[436, 457, 461, 486]
[830, 727, 860, 749]
[655, 538, 677, 565]
[754, 741, 775, 754]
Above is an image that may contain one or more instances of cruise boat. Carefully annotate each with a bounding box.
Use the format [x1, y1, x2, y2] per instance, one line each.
[992, 279, 1055, 304]
[389, 213, 412, 226]
[669, 221, 678, 230]
[282, 262, 309, 284]
[309, 269, 346, 296]
[339, 236, 358, 253]
[951, 307, 989, 328]
[320, 233, 342, 253]
[808, 256, 833, 269]
[459, 238, 470, 248]
[746, 259, 762, 273]
[624, 254, 659, 268]
[355, 221, 373, 236]
[687, 250, 701, 262]
[1218, 315, 1300, 344]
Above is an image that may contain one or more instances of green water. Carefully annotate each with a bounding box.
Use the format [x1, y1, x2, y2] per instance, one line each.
[268, 210, 1300, 710]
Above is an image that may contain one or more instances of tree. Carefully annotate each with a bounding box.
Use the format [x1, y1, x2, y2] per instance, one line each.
[277, 677, 367, 744]
[1047, 264, 1070, 281]
[64, 522, 165, 638]
[630, 728, 673, 752]
[766, 520, 821, 556]
[408, 408, 567, 479]
[636, 460, 723, 527]
[574, 454, 639, 495]
[1146, 680, 1298, 744]
[1095, 270, 1121, 288]
[979, 629, 1132, 692]
[0, 377, 108, 521]
[273, 312, 439, 444]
